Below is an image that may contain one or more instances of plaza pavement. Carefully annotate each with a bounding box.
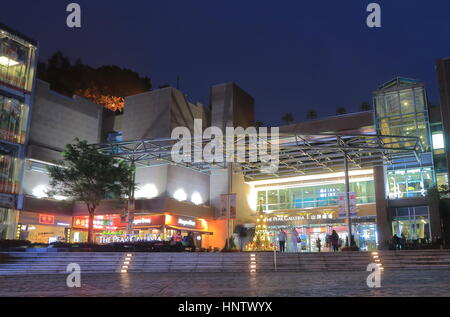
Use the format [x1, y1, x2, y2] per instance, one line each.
[0, 269, 449, 297]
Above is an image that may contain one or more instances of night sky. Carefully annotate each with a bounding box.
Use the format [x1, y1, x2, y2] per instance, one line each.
[2, 1, 450, 125]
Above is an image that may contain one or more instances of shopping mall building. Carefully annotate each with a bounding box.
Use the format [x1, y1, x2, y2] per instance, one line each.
[1, 23, 450, 251]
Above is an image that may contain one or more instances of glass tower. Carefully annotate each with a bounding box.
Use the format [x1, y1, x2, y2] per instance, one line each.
[0, 24, 37, 239]
[374, 78, 435, 199]
[374, 78, 435, 241]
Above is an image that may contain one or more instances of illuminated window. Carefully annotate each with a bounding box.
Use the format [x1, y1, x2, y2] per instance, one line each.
[432, 133, 444, 150]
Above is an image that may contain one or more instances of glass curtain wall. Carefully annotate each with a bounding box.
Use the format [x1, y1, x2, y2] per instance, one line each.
[257, 180, 375, 212]
[0, 145, 21, 195]
[0, 94, 29, 144]
[392, 206, 431, 241]
[0, 29, 37, 92]
[374, 79, 436, 198]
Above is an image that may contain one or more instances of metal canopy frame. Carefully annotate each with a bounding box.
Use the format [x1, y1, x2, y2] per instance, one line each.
[94, 132, 422, 180]
[94, 132, 422, 240]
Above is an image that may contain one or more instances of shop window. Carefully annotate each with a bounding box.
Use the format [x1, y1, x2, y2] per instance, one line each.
[0, 147, 21, 195]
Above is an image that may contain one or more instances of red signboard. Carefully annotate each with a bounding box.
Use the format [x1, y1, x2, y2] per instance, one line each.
[39, 214, 55, 225]
[72, 215, 122, 230]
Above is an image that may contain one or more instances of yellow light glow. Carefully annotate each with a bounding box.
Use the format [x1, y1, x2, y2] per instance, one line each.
[121, 270, 127, 273]
[0, 56, 19, 67]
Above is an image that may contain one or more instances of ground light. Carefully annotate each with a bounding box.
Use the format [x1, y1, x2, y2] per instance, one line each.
[372, 251, 384, 271]
[120, 253, 133, 273]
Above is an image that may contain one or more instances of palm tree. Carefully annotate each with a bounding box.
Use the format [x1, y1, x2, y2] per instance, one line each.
[336, 107, 347, 115]
[360, 102, 371, 112]
[281, 112, 295, 125]
[306, 110, 318, 120]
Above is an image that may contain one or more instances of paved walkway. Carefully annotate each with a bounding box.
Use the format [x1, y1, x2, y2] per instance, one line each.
[0, 270, 449, 297]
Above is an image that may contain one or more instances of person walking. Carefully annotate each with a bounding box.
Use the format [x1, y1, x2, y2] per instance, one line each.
[331, 230, 339, 252]
[291, 228, 299, 253]
[278, 229, 287, 253]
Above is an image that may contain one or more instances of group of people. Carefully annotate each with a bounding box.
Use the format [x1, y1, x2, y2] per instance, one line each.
[277, 228, 301, 252]
[391, 234, 406, 250]
[277, 229, 342, 252]
[170, 231, 197, 252]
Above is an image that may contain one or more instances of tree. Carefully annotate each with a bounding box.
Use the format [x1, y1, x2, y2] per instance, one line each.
[306, 110, 318, 120]
[255, 121, 265, 128]
[281, 112, 295, 125]
[336, 107, 347, 115]
[47, 139, 134, 243]
[360, 102, 371, 112]
[38, 52, 152, 112]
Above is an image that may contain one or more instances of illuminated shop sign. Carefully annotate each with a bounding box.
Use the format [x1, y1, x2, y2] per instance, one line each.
[39, 214, 55, 225]
[99, 235, 156, 244]
[266, 213, 334, 223]
[102, 231, 123, 236]
[56, 222, 70, 227]
[133, 217, 152, 225]
[178, 218, 196, 227]
[73, 215, 121, 230]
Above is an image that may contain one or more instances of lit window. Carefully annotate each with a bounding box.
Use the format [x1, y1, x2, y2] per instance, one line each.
[432, 133, 444, 150]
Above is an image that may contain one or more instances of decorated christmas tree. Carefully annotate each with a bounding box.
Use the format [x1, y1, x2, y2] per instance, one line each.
[246, 203, 273, 251]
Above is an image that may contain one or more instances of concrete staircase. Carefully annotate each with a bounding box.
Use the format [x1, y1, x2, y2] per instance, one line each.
[0, 252, 126, 275]
[1, 250, 449, 275]
[379, 249, 450, 270]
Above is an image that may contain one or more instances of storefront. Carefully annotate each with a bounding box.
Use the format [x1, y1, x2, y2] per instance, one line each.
[264, 209, 377, 252]
[17, 211, 72, 243]
[72, 213, 212, 248]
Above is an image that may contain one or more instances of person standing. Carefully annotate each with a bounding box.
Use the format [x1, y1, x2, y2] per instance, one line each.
[291, 228, 299, 253]
[331, 230, 339, 252]
[278, 229, 287, 253]
[187, 232, 196, 252]
[174, 230, 183, 251]
[316, 238, 322, 252]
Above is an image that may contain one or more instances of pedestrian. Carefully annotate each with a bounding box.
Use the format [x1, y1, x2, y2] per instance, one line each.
[331, 230, 339, 252]
[187, 232, 196, 252]
[174, 230, 183, 251]
[278, 229, 287, 252]
[316, 238, 322, 252]
[291, 228, 299, 253]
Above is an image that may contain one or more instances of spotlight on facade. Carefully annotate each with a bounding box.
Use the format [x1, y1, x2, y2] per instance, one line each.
[173, 189, 187, 201]
[191, 192, 203, 205]
[134, 184, 158, 199]
[32, 185, 48, 199]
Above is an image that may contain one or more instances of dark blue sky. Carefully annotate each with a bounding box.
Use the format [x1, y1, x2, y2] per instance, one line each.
[2, 1, 450, 125]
